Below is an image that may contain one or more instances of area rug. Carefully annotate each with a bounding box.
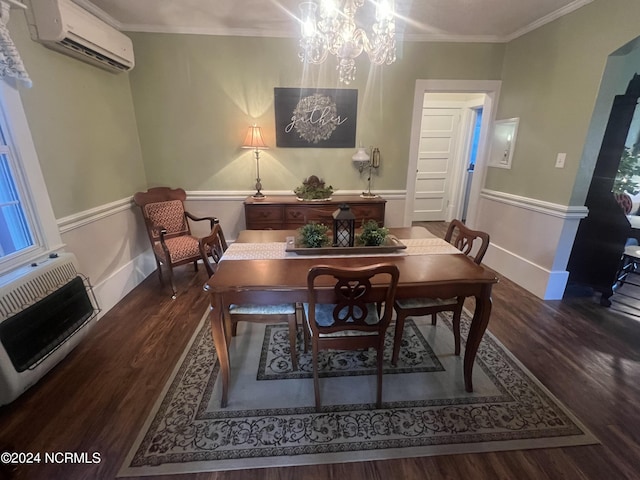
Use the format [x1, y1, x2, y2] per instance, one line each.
[118, 310, 598, 477]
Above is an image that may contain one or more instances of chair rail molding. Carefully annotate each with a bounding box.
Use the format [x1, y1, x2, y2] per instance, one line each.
[55, 188, 586, 307]
[476, 189, 588, 300]
[55, 190, 408, 318]
[480, 189, 589, 219]
[57, 197, 134, 233]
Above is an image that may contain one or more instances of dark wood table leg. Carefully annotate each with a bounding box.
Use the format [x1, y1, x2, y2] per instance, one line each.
[209, 294, 230, 408]
[463, 284, 493, 392]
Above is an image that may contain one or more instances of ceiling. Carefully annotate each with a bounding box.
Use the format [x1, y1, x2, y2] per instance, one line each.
[78, 0, 593, 43]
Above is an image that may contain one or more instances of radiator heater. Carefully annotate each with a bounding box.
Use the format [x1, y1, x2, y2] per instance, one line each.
[0, 253, 99, 406]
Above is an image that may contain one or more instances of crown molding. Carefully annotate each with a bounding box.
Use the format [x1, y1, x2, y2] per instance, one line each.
[503, 0, 594, 42]
[71, 0, 593, 44]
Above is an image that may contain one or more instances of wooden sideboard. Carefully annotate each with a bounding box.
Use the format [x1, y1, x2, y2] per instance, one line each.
[244, 195, 386, 230]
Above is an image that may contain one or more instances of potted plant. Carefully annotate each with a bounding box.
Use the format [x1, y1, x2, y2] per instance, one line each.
[298, 222, 330, 248]
[294, 175, 334, 201]
[356, 220, 389, 246]
[613, 147, 640, 195]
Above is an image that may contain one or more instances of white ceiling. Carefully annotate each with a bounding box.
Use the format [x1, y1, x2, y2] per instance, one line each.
[78, 0, 593, 43]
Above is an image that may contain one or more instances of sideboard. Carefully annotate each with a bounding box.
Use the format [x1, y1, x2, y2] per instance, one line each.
[244, 195, 386, 230]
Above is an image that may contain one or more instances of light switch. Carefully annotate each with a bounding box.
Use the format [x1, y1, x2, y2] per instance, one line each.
[555, 153, 566, 168]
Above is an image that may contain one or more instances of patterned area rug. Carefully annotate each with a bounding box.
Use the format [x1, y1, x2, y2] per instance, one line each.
[118, 311, 598, 476]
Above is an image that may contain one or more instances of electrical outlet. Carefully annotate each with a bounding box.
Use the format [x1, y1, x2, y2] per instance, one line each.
[555, 153, 566, 168]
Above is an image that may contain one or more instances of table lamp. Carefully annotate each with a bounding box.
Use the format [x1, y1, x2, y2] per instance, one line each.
[242, 125, 269, 198]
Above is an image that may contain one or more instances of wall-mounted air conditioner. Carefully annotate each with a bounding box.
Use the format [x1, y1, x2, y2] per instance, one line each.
[26, 0, 135, 72]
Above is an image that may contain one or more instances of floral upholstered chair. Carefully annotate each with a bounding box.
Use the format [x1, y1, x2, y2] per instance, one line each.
[133, 187, 218, 298]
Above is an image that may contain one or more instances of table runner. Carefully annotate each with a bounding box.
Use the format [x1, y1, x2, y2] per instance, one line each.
[220, 237, 461, 261]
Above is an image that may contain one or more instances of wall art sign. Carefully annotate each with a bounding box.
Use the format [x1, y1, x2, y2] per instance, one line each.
[274, 87, 357, 148]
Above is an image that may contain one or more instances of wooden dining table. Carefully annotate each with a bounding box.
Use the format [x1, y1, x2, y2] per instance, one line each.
[203, 227, 499, 408]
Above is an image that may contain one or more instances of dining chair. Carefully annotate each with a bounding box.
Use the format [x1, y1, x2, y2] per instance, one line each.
[198, 224, 300, 371]
[133, 186, 218, 299]
[304, 263, 400, 410]
[391, 219, 490, 365]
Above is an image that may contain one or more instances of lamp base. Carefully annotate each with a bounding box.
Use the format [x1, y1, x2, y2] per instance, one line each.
[360, 192, 379, 199]
[252, 177, 265, 199]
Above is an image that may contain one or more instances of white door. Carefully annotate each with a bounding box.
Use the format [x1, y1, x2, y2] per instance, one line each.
[413, 107, 461, 221]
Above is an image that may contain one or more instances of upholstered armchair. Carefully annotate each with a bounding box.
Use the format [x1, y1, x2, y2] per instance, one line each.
[133, 187, 218, 298]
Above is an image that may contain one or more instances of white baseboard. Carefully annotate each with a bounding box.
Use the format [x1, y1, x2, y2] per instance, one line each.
[92, 250, 156, 320]
[484, 243, 568, 300]
[476, 189, 587, 300]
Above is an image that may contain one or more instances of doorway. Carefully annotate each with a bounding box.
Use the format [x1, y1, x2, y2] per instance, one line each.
[403, 80, 501, 229]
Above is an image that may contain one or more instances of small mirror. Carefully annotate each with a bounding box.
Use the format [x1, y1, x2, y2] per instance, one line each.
[489, 117, 519, 169]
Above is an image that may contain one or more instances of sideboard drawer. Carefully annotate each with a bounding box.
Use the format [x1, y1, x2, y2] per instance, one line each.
[244, 196, 386, 230]
[245, 205, 284, 224]
[285, 206, 335, 225]
[244, 204, 285, 229]
[350, 204, 385, 226]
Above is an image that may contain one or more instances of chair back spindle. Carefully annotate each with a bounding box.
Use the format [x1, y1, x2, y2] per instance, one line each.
[445, 219, 490, 264]
[199, 224, 228, 277]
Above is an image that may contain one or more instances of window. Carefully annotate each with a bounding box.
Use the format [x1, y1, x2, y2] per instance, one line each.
[0, 123, 34, 259]
[0, 79, 61, 275]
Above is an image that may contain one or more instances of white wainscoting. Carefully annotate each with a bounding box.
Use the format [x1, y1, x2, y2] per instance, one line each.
[56, 190, 407, 318]
[475, 189, 588, 300]
[55, 188, 584, 314]
[57, 198, 155, 319]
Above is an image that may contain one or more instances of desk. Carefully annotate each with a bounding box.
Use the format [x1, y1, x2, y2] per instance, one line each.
[204, 227, 498, 407]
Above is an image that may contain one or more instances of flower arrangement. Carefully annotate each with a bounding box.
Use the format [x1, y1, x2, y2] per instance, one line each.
[294, 175, 334, 200]
[356, 220, 389, 246]
[297, 222, 330, 248]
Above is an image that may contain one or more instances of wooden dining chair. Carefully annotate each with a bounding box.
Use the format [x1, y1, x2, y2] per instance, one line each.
[391, 219, 490, 365]
[304, 263, 400, 410]
[199, 224, 300, 370]
[133, 187, 218, 299]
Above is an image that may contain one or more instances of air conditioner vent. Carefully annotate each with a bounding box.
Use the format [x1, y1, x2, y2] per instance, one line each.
[26, 0, 135, 73]
[60, 37, 130, 72]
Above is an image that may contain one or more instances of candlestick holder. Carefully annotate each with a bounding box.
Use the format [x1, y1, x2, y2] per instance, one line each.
[358, 147, 380, 198]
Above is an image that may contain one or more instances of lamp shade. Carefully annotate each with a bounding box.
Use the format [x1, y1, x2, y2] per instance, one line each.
[352, 147, 370, 163]
[242, 125, 269, 149]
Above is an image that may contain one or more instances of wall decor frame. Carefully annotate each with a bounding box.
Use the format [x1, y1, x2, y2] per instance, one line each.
[274, 87, 357, 148]
[489, 117, 519, 169]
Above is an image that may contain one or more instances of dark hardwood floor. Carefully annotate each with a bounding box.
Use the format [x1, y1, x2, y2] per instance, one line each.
[1, 222, 640, 479]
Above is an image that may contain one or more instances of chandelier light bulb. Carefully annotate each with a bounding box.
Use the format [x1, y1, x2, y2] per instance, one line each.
[376, 0, 394, 21]
[299, 0, 397, 84]
[320, 0, 338, 17]
[300, 2, 318, 37]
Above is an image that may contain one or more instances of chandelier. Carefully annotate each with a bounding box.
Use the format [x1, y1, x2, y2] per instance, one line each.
[298, 0, 396, 84]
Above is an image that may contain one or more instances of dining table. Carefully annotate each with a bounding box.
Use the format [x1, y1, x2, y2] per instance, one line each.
[203, 226, 499, 408]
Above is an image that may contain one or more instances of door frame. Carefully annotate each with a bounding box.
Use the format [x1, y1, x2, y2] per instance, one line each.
[404, 80, 502, 229]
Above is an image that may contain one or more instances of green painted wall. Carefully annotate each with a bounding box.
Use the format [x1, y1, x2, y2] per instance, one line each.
[8, 10, 146, 218]
[486, 0, 640, 206]
[127, 33, 504, 194]
[12, 0, 637, 216]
